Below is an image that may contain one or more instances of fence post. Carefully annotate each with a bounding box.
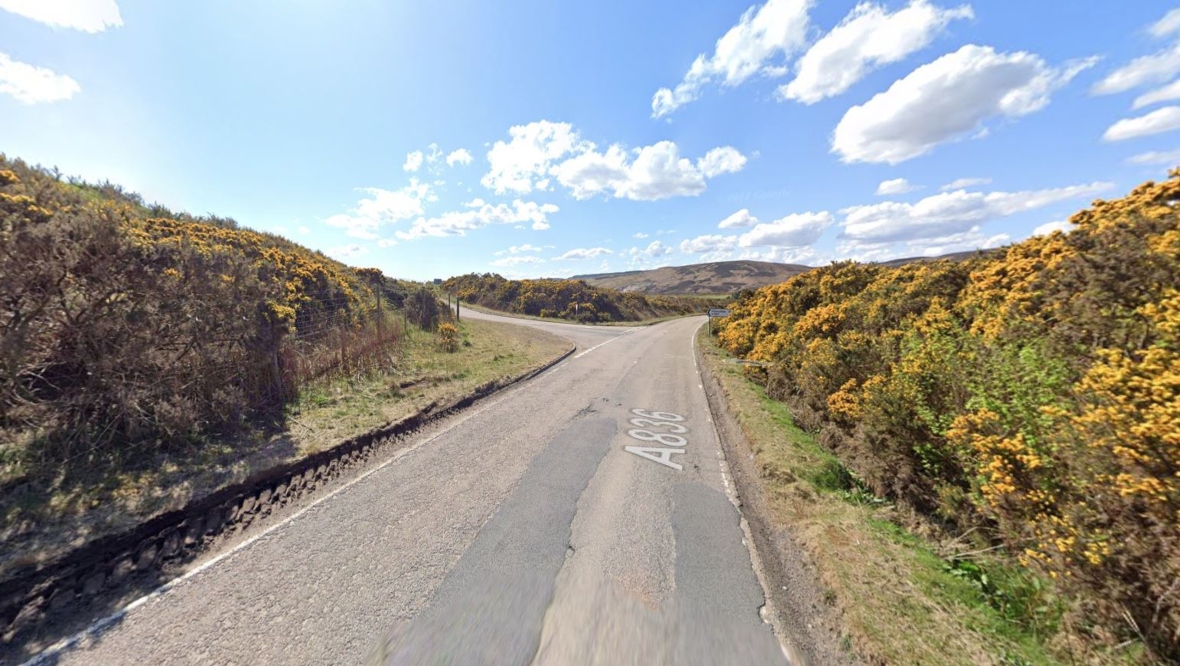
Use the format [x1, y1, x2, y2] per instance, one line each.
[376, 288, 384, 340]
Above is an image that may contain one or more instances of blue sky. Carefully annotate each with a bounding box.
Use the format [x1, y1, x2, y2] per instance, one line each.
[3, 0, 1180, 281]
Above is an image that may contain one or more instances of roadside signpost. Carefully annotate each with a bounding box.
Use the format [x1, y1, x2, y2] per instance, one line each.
[707, 308, 731, 334]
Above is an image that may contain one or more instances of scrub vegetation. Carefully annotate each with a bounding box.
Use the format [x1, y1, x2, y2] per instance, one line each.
[0, 156, 570, 576]
[713, 173, 1180, 663]
[443, 273, 712, 322]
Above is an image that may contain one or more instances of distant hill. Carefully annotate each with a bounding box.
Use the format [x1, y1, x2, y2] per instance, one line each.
[573, 253, 985, 296]
[573, 260, 811, 295]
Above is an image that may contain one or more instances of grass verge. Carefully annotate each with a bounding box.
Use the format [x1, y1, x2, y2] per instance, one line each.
[1, 318, 571, 579]
[697, 330, 1124, 666]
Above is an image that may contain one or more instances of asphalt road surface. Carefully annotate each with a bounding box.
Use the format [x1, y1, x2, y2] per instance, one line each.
[38, 310, 789, 665]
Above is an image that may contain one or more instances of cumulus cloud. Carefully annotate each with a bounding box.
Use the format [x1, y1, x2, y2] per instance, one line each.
[482, 120, 746, 201]
[327, 244, 368, 261]
[780, 0, 973, 104]
[696, 146, 748, 177]
[397, 199, 558, 240]
[838, 227, 1008, 262]
[1126, 148, 1180, 165]
[640, 240, 673, 257]
[633, 232, 650, 239]
[1151, 8, 1180, 39]
[0, 53, 80, 104]
[738, 211, 834, 247]
[1032, 220, 1072, 236]
[626, 241, 676, 266]
[0, 0, 122, 32]
[718, 208, 759, 228]
[446, 148, 473, 167]
[940, 176, 991, 190]
[1133, 79, 1180, 109]
[1093, 44, 1180, 96]
[482, 121, 584, 194]
[740, 245, 823, 265]
[839, 181, 1112, 243]
[680, 234, 738, 254]
[651, 0, 812, 118]
[1103, 106, 1180, 141]
[403, 151, 424, 172]
[326, 180, 432, 239]
[490, 255, 545, 267]
[875, 177, 917, 195]
[494, 243, 545, 256]
[832, 45, 1096, 164]
[1092, 8, 1180, 97]
[555, 247, 613, 260]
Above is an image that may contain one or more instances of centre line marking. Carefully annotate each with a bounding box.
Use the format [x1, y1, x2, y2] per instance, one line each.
[573, 331, 631, 358]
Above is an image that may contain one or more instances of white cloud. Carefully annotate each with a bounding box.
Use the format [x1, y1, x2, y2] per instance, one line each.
[718, 209, 759, 228]
[326, 180, 431, 239]
[832, 45, 1095, 164]
[1151, 8, 1180, 39]
[403, 151, 424, 172]
[0, 53, 80, 104]
[680, 234, 738, 254]
[633, 232, 650, 239]
[484, 121, 746, 201]
[297, 226, 311, 235]
[837, 227, 1008, 262]
[494, 243, 544, 256]
[490, 255, 545, 267]
[555, 247, 613, 260]
[0, 0, 122, 32]
[875, 177, 918, 195]
[780, 0, 973, 104]
[377, 239, 397, 248]
[839, 181, 1112, 243]
[738, 211, 834, 247]
[1103, 106, 1180, 141]
[740, 245, 823, 264]
[1126, 148, 1180, 165]
[1092, 44, 1180, 96]
[446, 148, 473, 167]
[397, 199, 558, 240]
[482, 120, 584, 195]
[640, 240, 673, 257]
[696, 146, 748, 177]
[559, 140, 746, 201]
[651, 0, 812, 118]
[626, 241, 676, 267]
[1133, 78, 1180, 109]
[1032, 220, 1071, 237]
[327, 244, 368, 261]
[940, 176, 991, 190]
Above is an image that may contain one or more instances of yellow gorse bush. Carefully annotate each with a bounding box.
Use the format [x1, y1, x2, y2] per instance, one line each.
[715, 173, 1180, 658]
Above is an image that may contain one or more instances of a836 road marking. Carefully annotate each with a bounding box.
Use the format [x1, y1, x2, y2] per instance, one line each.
[624, 408, 688, 471]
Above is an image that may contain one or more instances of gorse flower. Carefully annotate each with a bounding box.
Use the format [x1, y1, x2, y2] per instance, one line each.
[714, 174, 1180, 656]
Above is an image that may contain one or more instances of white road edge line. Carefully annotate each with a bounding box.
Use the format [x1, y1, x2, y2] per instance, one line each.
[21, 364, 555, 666]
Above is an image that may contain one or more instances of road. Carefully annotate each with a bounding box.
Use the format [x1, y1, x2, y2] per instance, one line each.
[39, 310, 789, 665]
